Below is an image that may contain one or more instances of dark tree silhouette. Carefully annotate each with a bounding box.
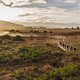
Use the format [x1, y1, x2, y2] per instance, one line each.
[14, 35, 24, 41]
[44, 30, 47, 33]
[77, 26, 79, 29]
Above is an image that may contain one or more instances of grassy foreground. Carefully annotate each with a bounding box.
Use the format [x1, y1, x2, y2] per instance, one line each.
[0, 35, 79, 80]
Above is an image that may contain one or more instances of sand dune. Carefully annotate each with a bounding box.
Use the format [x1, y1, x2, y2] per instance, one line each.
[0, 20, 26, 30]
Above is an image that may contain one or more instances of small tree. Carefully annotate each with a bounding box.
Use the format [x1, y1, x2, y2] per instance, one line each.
[44, 31, 47, 33]
[72, 27, 74, 29]
[77, 26, 79, 29]
[10, 29, 15, 32]
[14, 35, 24, 41]
[30, 30, 33, 33]
[49, 31, 53, 33]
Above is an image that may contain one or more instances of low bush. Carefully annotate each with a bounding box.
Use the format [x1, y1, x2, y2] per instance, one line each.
[14, 35, 24, 41]
[19, 47, 50, 60]
[0, 55, 8, 63]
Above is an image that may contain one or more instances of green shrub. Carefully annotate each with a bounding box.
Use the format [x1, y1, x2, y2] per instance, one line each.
[0, 55, 8, 63]
[19, 47, 50, 60]
[54, 51, 63, 57]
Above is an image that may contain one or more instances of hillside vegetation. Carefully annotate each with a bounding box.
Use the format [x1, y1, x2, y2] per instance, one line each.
[0, 22, 80, 80]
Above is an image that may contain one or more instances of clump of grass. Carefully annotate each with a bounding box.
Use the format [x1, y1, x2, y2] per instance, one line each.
[19, 46, 50, 60]
[0, 54, 8, 63]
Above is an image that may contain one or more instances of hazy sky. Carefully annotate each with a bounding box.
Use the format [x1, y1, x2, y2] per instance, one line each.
[0, 0, 80, 23]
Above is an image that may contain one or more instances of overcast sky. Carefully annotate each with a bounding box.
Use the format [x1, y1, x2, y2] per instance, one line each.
[0, 0, 80, 23]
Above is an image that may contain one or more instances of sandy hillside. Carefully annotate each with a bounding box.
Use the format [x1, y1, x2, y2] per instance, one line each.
[0, 20, 26, 30]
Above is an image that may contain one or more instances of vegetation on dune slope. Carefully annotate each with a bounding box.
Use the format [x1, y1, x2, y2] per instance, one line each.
[12, 63, 80, 80]
[0, 35, 80, 80]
